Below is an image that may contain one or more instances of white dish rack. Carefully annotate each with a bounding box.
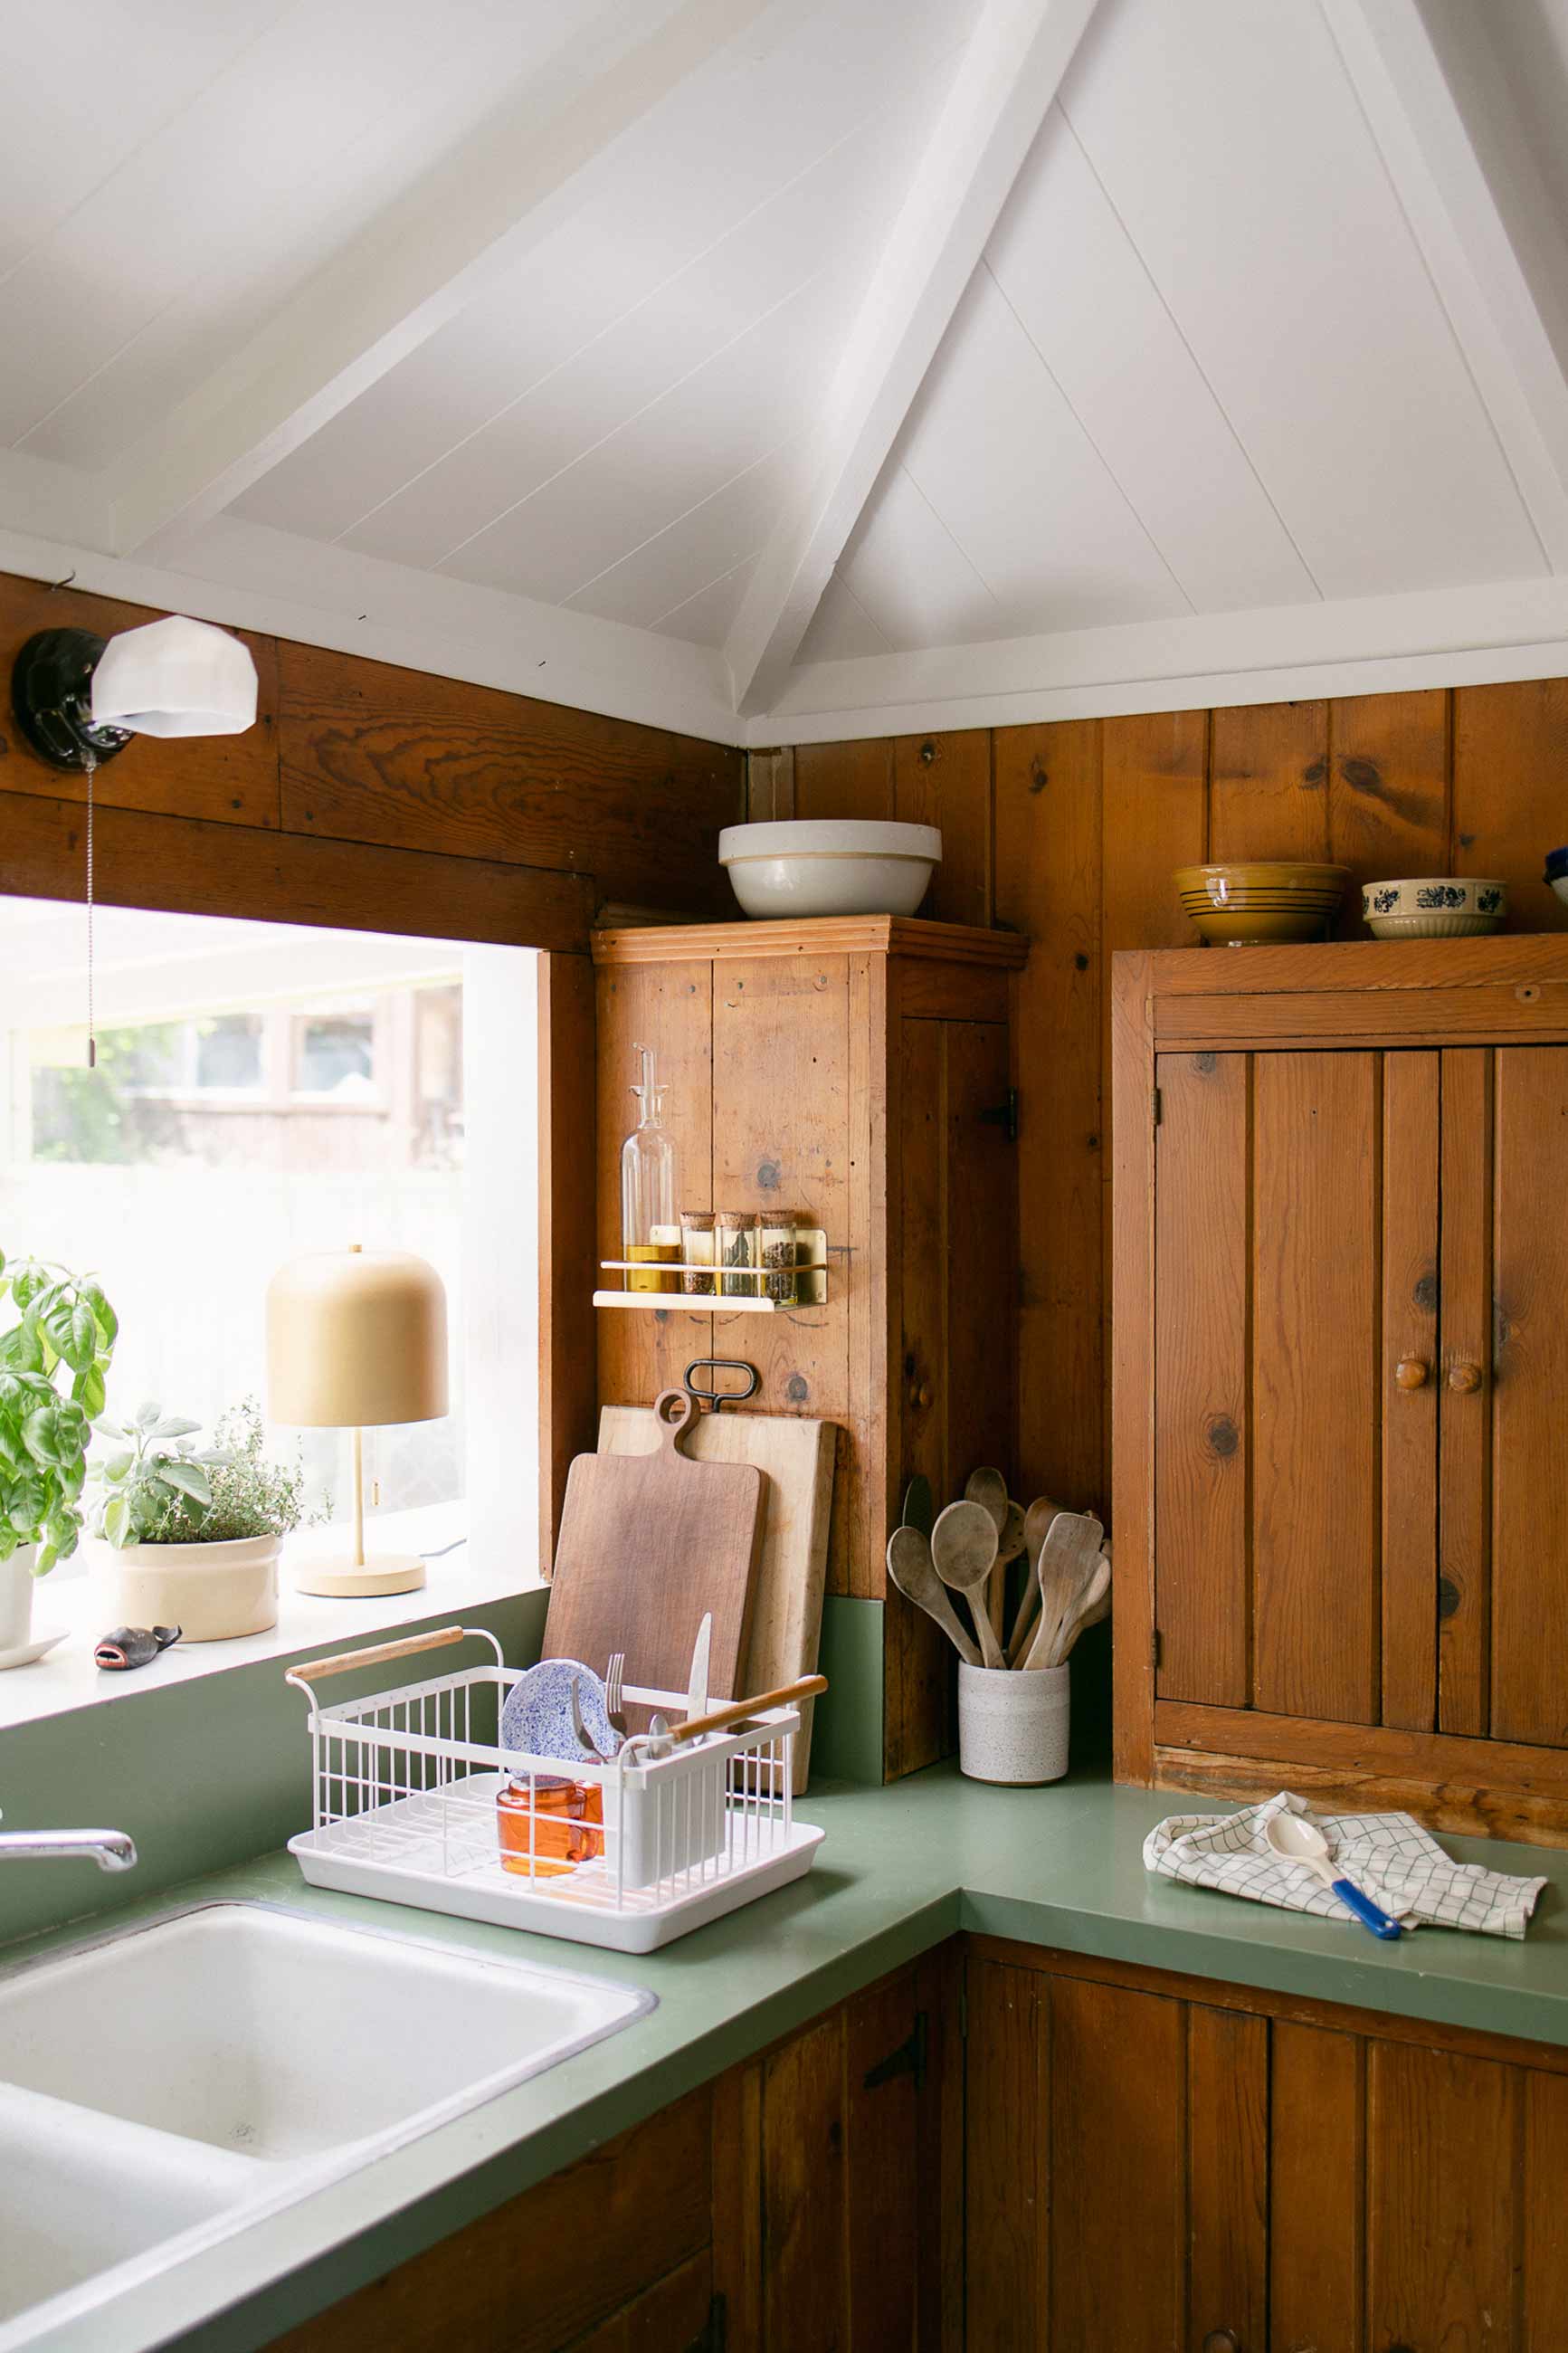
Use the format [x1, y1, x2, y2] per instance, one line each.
[285, 1626, 823, 1954]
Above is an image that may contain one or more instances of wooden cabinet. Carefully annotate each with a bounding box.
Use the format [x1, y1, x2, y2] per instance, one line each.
[1113, 938, 1568, 1843]
[270, 1951, 957, 2353]
[594, 915, 1026, 1777]
[967, 1938, 1568, 2353]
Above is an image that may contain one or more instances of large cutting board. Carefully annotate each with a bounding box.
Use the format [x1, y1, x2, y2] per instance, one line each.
[545, 1389, 764, 1716]
[597, 1404, 836, 1791]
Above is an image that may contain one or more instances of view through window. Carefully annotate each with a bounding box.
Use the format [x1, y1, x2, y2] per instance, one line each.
[0, 898, 538, 1579]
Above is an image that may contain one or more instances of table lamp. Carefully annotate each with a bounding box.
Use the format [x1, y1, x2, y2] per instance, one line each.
[266, 1243, 449, 1598]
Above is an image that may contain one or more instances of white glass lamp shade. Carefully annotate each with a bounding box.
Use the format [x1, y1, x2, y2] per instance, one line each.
[90, 615, 258, 739]
[266, 1249, 449, 1430]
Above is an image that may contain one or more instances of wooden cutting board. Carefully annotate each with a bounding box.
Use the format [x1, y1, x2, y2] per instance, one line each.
[544, 1389, 764, 1717]
[598, 1405, 837, 1791]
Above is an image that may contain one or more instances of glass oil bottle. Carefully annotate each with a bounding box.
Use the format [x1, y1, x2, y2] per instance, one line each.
[621, 1042, 679, 1292]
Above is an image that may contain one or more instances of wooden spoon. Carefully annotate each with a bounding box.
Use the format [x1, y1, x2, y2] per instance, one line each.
[1005, 1497, 1062, 1665]
[886, 1524, 981, 1668]
[1046, 1552, 1110, 1665]
[965, 1467, 1010, 1537]
[1023, 1511, 1104, 1671]
[932, 1500, 1005, 1670]
[994, 1500, 1028, 1567]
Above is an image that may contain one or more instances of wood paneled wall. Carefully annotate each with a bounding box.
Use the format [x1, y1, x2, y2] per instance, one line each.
[0, 570, 743, 946]
[754, 679, 1568, 1520]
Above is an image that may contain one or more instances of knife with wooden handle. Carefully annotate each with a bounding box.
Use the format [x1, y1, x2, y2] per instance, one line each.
[685, 1610, 711, 1723]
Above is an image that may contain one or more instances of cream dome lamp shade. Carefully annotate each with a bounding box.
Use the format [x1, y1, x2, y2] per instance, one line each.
[266, 1245, 448, 1599]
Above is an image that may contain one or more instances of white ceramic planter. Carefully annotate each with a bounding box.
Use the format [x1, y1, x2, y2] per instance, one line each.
[100, 1533, 280, 1642]
[958, 1661, 1069, 1786]
[0, 1545, 37, 1653]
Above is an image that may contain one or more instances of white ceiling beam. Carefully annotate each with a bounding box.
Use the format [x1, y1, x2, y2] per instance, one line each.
[722, 0, 1102, 718]
[105, 0, 765, 559]
[1320, 0, 1568, 570]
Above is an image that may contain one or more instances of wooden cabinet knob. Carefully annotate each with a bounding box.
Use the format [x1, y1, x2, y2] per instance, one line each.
[908, 1381, 933, 1410]
[1201, 2333, 1240, 2353]
[1448, 1361, 1484, 1395]
[1394, 1358, 1430, 1390]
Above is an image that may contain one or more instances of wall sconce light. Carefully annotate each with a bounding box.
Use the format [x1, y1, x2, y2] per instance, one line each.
[11, 614, 258, 770]
[10, 612, 260, 1063]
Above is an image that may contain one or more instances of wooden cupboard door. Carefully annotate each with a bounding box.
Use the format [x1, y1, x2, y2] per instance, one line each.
[1049, 1977, 1185, 2353]
[1270, 2020, 1364, 2353]
[1187, 2005, 1269, 2353]
[1155, 1048, 1431, 1726]
[1439, 1047, 1495, 1735]
[1491, 1046, 1568, 1748]
[1366, 2040, 1517, 2353]
[1252, 1051, 1381, 1721]
[1154, 1051, 1250, 1705]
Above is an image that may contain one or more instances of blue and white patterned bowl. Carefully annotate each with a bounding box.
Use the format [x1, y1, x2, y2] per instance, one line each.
[499, 1658, 614, 1766]
[1544, 846, 1568, 905]
[1362, 877, 1506, 939]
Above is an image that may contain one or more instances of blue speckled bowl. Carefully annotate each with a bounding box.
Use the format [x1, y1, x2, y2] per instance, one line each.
[1544, 844, 1568, 889]
[499, 1659, 613, 1765]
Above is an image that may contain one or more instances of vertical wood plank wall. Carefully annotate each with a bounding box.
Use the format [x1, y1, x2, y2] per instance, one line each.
[755, 679, 1568, 1520]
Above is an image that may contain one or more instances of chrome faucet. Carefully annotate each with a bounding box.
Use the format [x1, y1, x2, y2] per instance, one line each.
[0, 1813, 137, 1872]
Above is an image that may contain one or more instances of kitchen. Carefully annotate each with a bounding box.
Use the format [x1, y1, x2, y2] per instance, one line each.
[5, 1, 1568, 2347]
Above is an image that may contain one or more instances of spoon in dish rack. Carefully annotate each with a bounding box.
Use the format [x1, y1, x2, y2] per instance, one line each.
[569, 1676, 613, 1762]
[1264, 1807, 1404, 1940]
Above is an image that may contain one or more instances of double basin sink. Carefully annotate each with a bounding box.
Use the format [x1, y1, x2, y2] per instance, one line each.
[0, 1901, 651, 2345]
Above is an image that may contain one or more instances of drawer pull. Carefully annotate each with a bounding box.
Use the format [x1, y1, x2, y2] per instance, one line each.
[1201, 2333, 1240, 2353]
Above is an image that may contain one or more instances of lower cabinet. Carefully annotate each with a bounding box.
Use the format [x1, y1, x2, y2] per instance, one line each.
[270, 1948, 957, 2353]
[968, 1938, 1568, 2353]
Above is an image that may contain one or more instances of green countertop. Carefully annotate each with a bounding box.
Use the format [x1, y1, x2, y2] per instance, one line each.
[10, 1765, 1568, 2353]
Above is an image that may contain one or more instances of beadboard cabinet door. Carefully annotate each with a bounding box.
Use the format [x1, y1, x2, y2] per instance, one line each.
[1116, 938, 1568, 1844]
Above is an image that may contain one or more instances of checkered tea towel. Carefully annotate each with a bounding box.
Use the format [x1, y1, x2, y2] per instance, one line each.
[1145, 1790, 1547, 1939]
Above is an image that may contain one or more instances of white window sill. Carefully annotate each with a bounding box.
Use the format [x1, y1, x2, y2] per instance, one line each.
[0, 1505, 543, 1733]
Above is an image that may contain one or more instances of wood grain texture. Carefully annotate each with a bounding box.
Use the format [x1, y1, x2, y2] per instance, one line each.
[539, 953, 599, 1572]
[278, 639, 740, 912]
[271, 2088, 711, 2353]
[843, 1968, 923, 2353]
[0, 570, 280, 830]
[1270, 2021, 1364, 2353]
[894, 729, 992, 927]
[1154, 1050, 1250, 1706]
[760, 2015, 846, 2352]
[1328, 687, 1450, 933]
[995, 719, 1103, 1510]
[1492, 1046, 1568, 1748]
[0, 786, 592, 947]
[1187, 2004, 1268, 2353]
[1455, 676, 1568, 932]
[562, 2252, 713, 2353]
[1049, 1975, 1184, 2353]
[1525, 2072, 1568, 2352]
[1210, 699, 1331, 862]
[1382, 1050, 1440, 1730]
[711, 2060, 763, 2353]
[1111, 952, 1158, 1783]
[544, 1407, 762, 1705]
[793, 736, 895, 824]
[965, 1958, 1047, 2351]
[1440, 1046, 1495, 1738]
[1251, 1051, 1379, 1722]
[1366, 2039, 1517, 2353]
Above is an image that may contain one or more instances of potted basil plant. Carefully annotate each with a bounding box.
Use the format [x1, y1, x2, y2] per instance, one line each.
[0, 1253, 118, 1662]
[89, 1401, 307, 1641]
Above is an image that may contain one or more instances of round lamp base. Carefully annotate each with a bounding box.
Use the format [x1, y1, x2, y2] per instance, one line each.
[292, 1552, 427, 1600]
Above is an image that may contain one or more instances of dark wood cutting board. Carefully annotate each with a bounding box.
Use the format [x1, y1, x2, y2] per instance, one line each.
[543, 1388, 764, 1709]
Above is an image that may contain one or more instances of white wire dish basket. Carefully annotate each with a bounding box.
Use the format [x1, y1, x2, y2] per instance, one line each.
[285, 1626, 824, 1954]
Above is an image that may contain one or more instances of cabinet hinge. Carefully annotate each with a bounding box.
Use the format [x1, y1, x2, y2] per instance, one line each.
[1152, 1628, 1162, 1670]
[959, 1981, 968, 2041]
[980, 1087, 1020, 1144]
[863, 2008, 928, 2095]
[1152, 1084, 1163, 1128]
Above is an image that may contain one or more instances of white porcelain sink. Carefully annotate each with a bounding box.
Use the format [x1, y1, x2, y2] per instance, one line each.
[0, 1902, 652, 2344]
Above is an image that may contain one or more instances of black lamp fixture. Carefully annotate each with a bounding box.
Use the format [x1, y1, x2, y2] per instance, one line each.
[10, 612, 261, 1062]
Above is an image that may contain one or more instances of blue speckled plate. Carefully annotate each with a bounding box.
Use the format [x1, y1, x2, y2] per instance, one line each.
[499, 1658, 613, 1765]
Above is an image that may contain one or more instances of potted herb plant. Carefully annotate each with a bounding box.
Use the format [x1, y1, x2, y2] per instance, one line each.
[89, 1400, 308, 1640]
[0, 1253, 117, 1662]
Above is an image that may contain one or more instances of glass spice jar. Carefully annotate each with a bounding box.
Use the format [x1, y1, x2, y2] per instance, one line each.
[758, 1208, 809, 1305]
[716, 1209, 761, 1299]
[679, 1209, 716, 1296]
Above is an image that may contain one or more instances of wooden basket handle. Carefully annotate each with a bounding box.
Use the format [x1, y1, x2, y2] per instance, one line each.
[288, 1625, 470, 1685]
[660, 1674, 827, 1748]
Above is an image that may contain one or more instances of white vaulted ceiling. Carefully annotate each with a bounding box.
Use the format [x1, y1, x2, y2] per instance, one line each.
[3, 0, 1567, 745]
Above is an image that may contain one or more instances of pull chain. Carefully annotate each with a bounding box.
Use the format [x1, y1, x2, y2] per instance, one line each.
[83, 748, 96, 1069]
